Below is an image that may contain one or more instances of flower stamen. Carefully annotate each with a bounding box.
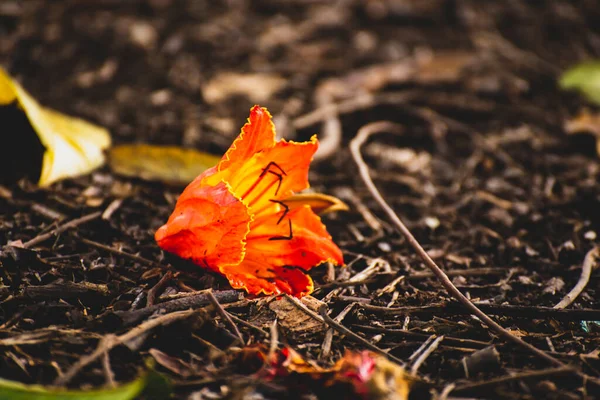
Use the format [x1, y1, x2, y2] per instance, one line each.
[269, 218, 293, 241]
[269, 199, 290, 224]
[242, 162, 287, 207]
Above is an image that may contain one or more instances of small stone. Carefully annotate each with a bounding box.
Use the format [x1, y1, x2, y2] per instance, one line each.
[424, 216, 440, 230]
[584, 230, 597, 240]
[377, 242, 391, 252]
[150, 89, 172, 106]
[130, 21, 158, 49]
[506, 236, 522, 249]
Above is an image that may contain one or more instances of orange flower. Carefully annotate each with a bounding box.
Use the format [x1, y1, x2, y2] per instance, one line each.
[155, 106, 343, 297]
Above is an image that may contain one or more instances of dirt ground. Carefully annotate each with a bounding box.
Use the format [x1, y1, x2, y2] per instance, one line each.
[1, 0, 600, 399]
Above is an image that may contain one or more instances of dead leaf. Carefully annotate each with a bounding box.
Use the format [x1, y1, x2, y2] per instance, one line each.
[202, 72, 286, 104]
[268, 296, 326, 334]
[149, 348, 195, 377]
[564, 108, 600, 155]
[108, 144, 221, 185]
[543, 277, 565, 295]
[282, 193, 349, 215]
[0, 67, 111, 186]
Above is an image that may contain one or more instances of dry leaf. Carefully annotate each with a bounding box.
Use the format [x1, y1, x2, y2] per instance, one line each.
[282, 193, 349, 215]
[202, 72, 286, 104]
[0, 67, 111, 186]
[108, 144, 221, 185]
[268, 295, 326, 334]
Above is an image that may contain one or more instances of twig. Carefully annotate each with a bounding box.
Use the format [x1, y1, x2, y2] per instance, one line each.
[321, 302, 355, 359]
[408, 335, 436, 363]
[80, 237, 158, 267]
[317, 304, 406, 366]
[207, 290, 244, 344]
[355, 302, 600, 322]
[268, 319, 279, 359]
[554, 246, 599, 309]
[102, 199, 123, 220]
[451, 366, 576, 395]
[283, 294, 325, 324]
[102, 351, 116, 388]
[411, 335, 444, 374]
[113, 289, 242, 326]
[24, 280, 110, 299]
[354, 324, 489, 349]
[349, 121, 565, 367]
[227, 312, 268, 336]
[22, 211, 102, 248]
[55, 309, 197, 386]
[146, 271, 173, 307]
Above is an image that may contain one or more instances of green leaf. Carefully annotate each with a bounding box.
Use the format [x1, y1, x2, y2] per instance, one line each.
[0, 376, 145, 400]
[559, 61, 600, 105]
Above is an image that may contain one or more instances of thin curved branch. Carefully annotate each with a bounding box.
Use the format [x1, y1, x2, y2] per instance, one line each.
[349, 121, 565, 367]
[554, 246, 599, 309]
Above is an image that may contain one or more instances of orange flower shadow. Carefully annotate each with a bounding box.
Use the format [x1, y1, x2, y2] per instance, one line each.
[155, 106, 343, 297]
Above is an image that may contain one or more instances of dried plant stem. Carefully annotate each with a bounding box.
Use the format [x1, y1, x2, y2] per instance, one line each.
[22, 211, 102, 248]
[554, 246, 599, 309]
[349, 121, 565, 368]
[317, 304, 406, 366]
[207, 290, 244, 344]
[54, 309, 197, 386]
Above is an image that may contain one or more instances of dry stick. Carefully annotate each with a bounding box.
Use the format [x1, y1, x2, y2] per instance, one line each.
[349, 121, 564, 368]
[355, 302, 600, 322]
[227, 313, 268, 337]
[451, 366, 575, 395]
[80, 237, 158, 266]
[22, 211, 102, 248]
[321, 302, 355, 359]
[146, 271, 173, 307]
[408, 335, 436, 363]
[207, 290, 244, 344]
[317, 304, 406, 367]
[114, 289, 242, 326]
[554, 246, 599, 309]
[285, 294, 403, 365]
[55, 309, 197, 386]
[283, 294, 325, 324]
[102, 351, 116, 388]
[411, 335, 444, 374]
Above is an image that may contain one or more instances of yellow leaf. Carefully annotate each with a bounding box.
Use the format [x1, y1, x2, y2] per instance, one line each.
[281, 193, 349, 215]
[0, 67, 111, 186]
[108, 144, 221, 185]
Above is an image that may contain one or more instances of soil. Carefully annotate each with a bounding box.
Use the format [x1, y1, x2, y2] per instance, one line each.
[1, 0, 600, 399]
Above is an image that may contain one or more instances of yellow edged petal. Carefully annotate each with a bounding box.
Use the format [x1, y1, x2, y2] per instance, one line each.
[0, 67, 111, 186]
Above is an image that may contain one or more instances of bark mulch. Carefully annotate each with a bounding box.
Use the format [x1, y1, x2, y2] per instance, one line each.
[1, 1, 600, 398]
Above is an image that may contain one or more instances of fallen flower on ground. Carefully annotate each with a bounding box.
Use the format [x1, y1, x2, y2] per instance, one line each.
[155, 105, 343, 297]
